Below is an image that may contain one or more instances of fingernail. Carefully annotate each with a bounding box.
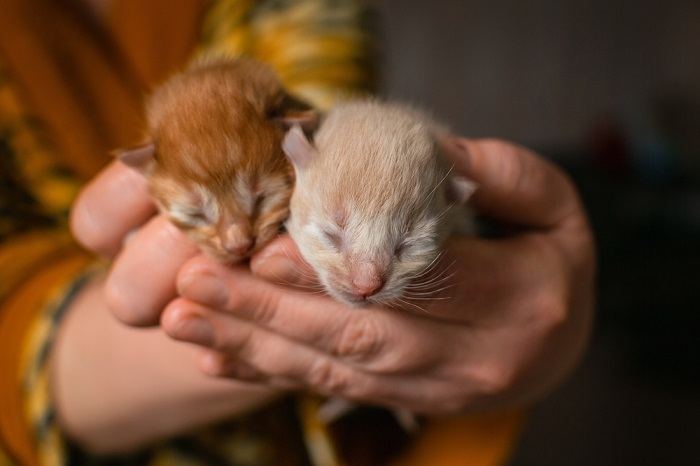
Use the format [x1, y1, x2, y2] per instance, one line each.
[252, 255, 300, 284]
[179, 271, 227, 307]
[174, 317, 214, 346]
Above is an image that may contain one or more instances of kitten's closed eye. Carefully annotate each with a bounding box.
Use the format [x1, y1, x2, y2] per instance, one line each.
[323, 230, 343, 250]
[169, 205, 212, 227]
[252, 193, 265, 217]
[394, 241, 408, 257]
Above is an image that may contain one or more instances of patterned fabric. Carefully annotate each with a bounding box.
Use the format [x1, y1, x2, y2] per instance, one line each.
[198, 0, 376, 110]
[0, 66, 72, 240]
[21, 266, 95, 466]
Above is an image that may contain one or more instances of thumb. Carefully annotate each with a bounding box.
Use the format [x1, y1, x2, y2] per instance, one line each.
[442, 137, 581, 228]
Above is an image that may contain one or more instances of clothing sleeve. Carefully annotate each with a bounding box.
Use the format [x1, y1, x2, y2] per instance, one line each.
[197, 0, 377, 110]
[0, 63, 95, 466]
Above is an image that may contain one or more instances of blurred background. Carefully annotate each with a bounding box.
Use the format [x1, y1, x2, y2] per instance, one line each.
[374, 0, 700, 464]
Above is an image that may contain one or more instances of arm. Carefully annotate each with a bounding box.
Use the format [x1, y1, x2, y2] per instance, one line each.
[51, 272, 277, 454]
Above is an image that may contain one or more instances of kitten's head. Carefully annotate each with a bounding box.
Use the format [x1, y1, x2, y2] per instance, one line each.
[282, 102, 475, 306]
[116, 58, 317, 263]
[117, 140, 295, 263]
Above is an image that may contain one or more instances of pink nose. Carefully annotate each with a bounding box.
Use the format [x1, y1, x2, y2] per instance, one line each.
[223, 238, 253, 256]
[221, 225, 253, 256]
[350, 262, 385, 298]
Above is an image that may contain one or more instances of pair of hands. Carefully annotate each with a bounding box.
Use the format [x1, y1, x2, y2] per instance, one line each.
[71, 137, 595, 415]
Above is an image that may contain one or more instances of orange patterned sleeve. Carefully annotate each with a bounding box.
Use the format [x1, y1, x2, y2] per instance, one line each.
[0, 233, 94, 466]
[0, 56, 97, 464]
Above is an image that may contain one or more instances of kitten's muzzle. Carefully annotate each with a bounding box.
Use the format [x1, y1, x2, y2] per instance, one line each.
[349, 262, 385, 299]
[220, 224, 254, 257]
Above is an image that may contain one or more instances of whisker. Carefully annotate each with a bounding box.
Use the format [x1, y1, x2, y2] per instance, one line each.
[407, 262, 457, 290]
[403, 283, 457, 297]
[397, 298, 430, 315]
[412, 257, 455, 281]
[405, 270, 457, 291]
[412, 251, 445, 280]
[423, 164, 454, 205]
[278, 248, 320, 282]
[264, 267, 326, 294]
[434, 202, 456, 222]
[402, 295, 452, 301]
[406, 272, 457, 292]
[373, 296, 405, 314]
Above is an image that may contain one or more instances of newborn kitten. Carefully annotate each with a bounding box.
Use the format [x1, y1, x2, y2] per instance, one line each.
[283, 100, 475, 306]
[283, 100, 476, 428]
[116, 57, 316, 262]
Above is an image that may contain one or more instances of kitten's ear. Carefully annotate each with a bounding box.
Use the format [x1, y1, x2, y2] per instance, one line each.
[113, 142, 155, 174]
[447, 175, 478, 205]
[435, 135, 478, 204]
[282, 125, 317, 170]
[273, 93, 320, 133]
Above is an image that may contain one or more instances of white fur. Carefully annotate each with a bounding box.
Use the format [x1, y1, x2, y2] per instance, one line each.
[286, 100, 475, 306]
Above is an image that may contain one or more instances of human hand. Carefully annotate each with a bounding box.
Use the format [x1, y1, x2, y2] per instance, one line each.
[71, 160, 201, 325]
[161, 138, 596, 413]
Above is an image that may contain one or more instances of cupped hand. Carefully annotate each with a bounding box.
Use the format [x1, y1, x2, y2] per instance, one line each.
[161, 138, 596, 414]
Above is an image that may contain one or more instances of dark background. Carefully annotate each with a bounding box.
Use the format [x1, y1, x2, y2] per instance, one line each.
[375, 1, 700, 464]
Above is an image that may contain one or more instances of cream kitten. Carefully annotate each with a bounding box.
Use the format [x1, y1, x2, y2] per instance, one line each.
[282, 100, 475, 306]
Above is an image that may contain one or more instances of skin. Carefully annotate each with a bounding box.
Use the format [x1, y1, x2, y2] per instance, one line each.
[63, 137, 595, 451]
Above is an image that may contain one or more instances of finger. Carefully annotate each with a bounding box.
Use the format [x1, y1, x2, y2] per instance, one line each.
[412, 233, 568, 327]
[104, 215, 199, 326]
[161, 298, 372, 397]
[197, 350, 302, 389]
[161, 299, 425, 406]
[197, 350, 270, 383]
[71, 161, 156, 257]
[441, 137, 581, 228]
[249, 234, 319, 289]
[177, 257, 460, 372]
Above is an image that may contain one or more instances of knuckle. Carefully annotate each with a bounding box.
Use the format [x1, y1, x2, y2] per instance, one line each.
[308, 358, 350, 394]
[335, 316, 383, 360]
